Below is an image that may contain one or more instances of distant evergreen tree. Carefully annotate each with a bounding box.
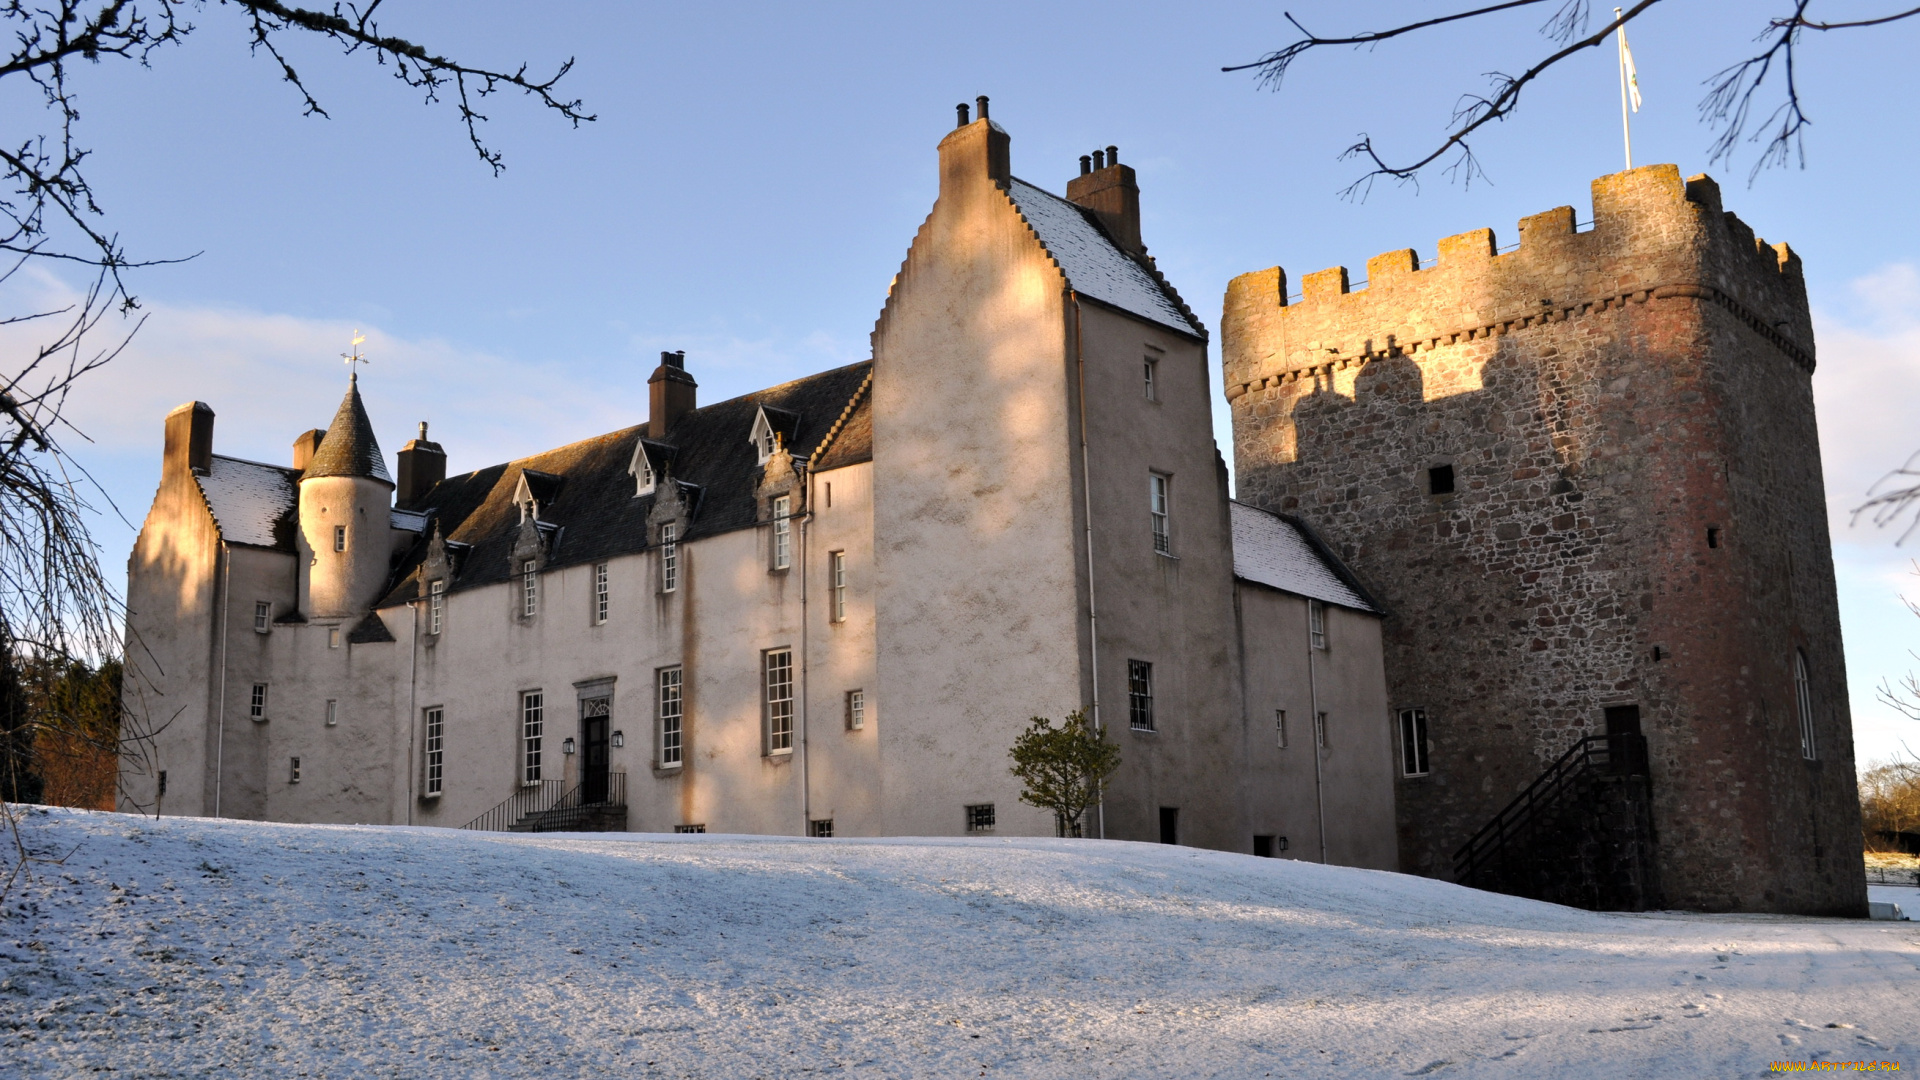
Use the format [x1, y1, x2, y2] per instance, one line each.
[0, 639, 43, 805]
[1009, 710, 1120, 839]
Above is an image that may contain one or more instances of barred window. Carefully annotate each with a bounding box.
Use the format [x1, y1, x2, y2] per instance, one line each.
[522, 691, 545, 783]
[661, 522, 679, 593]
[428, 580, 445, 635]
[424, 706, 445, 797]
[1398, 708, 1430, 777]
[1128, 659, 1155, 731]
[658, 666, 684, 768]
[765, 649, 794, 753]
[966, 803, 996, 833]
[521, 561, 538, 618]
[593, 563, 609, 625]
[809, 819, 834, 837]
[253, 601, 271, 633]
[674, 824, 706, 834]
[831, 550, 847, 622]
[772, 496, 792, 570]
[249, 683, 268, 721]
[1795, 650, 1817, 760]
[1149, 473, 1171, 554]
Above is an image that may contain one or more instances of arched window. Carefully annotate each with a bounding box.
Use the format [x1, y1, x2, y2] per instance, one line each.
[1794, 649, 1816, 761]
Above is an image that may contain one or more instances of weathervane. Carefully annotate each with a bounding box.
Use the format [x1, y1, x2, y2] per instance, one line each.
[341, 330, 369, 380]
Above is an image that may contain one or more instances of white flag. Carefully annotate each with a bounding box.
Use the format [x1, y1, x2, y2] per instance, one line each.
[1619, 29, 1642, 112]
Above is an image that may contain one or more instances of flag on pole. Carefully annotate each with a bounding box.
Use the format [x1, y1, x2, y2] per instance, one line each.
[1619, 25, 1642, 112]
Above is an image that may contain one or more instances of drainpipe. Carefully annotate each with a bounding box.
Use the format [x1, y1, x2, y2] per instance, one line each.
[1305, 601, 1328, 863]
[1070, 291, 1105, 840]
[406, 596, 420, 826]
[799, 488, 814, 836]
[212, 540, 232, 818]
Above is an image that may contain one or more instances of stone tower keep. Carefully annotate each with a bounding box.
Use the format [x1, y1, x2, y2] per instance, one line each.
[1222, 164, 1864, 915]
[297, 373, 396, 620]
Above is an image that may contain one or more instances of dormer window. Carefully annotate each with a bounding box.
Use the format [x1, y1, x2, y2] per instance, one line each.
[630, 443, 657, 496]
[751, 408, 778, 464]
[512, 472, 539, 523]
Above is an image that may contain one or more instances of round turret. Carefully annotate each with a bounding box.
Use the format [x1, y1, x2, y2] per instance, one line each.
[297, 374, 395, 619]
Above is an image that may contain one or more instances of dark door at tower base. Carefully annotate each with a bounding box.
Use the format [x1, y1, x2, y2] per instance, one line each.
[582, 698, 610, 804]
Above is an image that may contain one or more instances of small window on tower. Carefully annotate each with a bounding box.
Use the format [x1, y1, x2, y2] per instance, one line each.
[1144, 357, 1159, 401]
[249, 683, 269, 722]
[254, 601, 271, 633]
[333, 525, 347, 552]
[1428, 464, 1455, 495]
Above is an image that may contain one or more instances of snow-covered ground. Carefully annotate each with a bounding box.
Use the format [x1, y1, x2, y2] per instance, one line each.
[1, 808, 1912, 1078]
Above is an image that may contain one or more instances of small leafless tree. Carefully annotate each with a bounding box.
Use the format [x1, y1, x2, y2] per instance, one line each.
[0, 3, 592, 861]
[1225, 0, 1920, 198]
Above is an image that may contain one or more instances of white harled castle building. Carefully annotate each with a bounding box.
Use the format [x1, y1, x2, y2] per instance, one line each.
[122, 103, 1400, 863]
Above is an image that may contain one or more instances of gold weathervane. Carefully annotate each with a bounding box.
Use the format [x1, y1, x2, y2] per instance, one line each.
[341, 330, 369, 378]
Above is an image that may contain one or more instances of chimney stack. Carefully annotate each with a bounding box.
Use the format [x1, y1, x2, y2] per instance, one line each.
[291, 428, 325, 472]
[1066, 143, 1143, 256]
[164, 402, 215, 477]
[937, 95, 1010, 195]
[648, 350, 697, 440]
[396, 421, 447, 506]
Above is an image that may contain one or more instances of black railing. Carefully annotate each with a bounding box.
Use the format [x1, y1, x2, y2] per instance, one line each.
[461, 772, 627, 834]
[1454, 732, 1657, 911]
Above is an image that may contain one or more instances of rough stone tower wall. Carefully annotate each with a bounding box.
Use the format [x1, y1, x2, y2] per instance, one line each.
[1222, 165, 1864, 915]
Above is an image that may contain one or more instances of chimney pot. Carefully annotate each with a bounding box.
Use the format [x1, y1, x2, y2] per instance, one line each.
[955, 102, 969, 127]
[417, 421, 428, 440]
[1107, 145, 1118, 165]
[1092, 150, 1105, 170]
[1079, 154, 1091, 176]
[975, 95, 989, 120]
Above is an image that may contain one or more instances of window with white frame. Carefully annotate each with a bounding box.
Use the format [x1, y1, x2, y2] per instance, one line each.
[289, 756, 302, 784]
[593, 562, 610, 625]
[522, 691, 545, 783]
[1275, 709, 1287, 749]
[830, 550, 847, 621]
[846, 688, 865, 731]
[249, 683, 268, 722]
[765, 649, 794, 753]
[1309, 599, 1326, 650]
[660, 522, 679, 593]
[325, 699, 338, 727]
[1795, 650, 1817, 760]
[966, 803, 996, 833]
[521, 560, 538, 618]
[1398, 708, 1430, 777]
[658, 666, 683, 768]
[327, 626, 341, 649]
[630, 443, 656, 496]
[751, 409, 779, 464]
[333, 524, 347, 552]
[1144, 356, 1158, 401]
[253, 601, 271, 633]
[772, 495, 792, 570]
[428, 580, 445, 635]
[1128, 660, 1155, 731]
[423, 706, 444, 797]
[1149, 473, 1171, 554]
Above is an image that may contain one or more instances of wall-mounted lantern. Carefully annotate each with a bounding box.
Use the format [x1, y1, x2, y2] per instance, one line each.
[610, 730, 625, 748]
[562, 737, 577, 756]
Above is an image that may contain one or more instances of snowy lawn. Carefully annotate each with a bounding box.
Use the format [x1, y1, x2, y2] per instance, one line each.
[0, 807, 1912, 1078]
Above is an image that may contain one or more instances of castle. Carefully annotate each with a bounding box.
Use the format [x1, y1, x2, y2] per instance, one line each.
[121, 103, 1400, 866]
[1223, 165, 1864, 915]
[122, 105, 1865, 914]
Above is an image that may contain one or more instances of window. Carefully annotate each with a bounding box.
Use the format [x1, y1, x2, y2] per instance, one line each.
[1275, 709, 1287, 749]
[1398, 708, 1430, 777]
[1309, 600, 1326, 650]
[253, 601, 271, 633]
[424, 706, 444, 797]
[1127, 660, 1155, 731]
[660, 523, 679, 593]
[846, 688, 865, 731]
[809, 819, 834, 838]
[1706, 526, 1722, 549]
[289, 756, 302, 784]
[674, 824, 706, 834]
[658, 667, 684, 768]
[1315, 711, 1328, 749]
[1428, 464, 1455, 495]
[327, 627, 341, 649]
[1253, 835, 1279, 858]
[522, 691, 545, 783]
[830, 551, 847, 621]
[1144, 356, 1158, 400]
[333, 525, 347, 552]
[825, 481, 833, 509]
[966, 803, 996, 833]
[593, 562, 610, 625]
[1149, 473, 1171, 554]
[429, 580, 445, 635]
[1795, 650, 1817, 760]
[772, 495, 792, 570]
[325, 699, 338, 727]
[521, 560, 538, 618]
[765, 649, 794, 754]
[751, 409, 778, 464]
[249, 683, 268, 722]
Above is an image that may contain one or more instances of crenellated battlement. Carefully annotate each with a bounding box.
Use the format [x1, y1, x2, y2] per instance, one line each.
[1222, 165, 1813, 402]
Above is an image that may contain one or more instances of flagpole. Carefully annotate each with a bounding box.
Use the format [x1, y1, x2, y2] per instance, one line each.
[1615, 7, 1633, 170]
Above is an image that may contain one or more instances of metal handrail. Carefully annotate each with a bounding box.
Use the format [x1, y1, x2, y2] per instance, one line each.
[515, 772, 627, 833]
[461, 779, 564, 832]
[1453, 733, 1648, 883]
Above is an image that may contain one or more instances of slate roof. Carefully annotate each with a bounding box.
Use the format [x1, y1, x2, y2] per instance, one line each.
[303, 374, 392, 484]
[1005, 178, 1204, 338]
[1229, 502, 1382, 614]
[196, 456, 299, 550]
[379, 360, 873, 607]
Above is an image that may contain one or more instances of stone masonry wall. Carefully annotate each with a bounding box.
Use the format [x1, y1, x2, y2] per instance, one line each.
[1221, 165, 1864, 914]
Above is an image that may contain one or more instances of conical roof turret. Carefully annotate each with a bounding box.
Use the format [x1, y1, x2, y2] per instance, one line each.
[302, 372, 393, 484]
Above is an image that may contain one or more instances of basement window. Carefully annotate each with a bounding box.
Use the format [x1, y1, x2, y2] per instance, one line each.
[674, 824, 706, 834]
[1428, 464, 1455, 495]
[809, 819, 835, 838]
[966, 803, 996, 833]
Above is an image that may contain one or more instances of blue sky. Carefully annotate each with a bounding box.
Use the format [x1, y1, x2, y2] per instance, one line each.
[9, 0, 1918, 765]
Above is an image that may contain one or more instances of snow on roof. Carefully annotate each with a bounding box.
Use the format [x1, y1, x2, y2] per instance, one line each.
[196, 455, 297, 549]
[1005, 178, 1200, 336]
[1230, 501, 1379, 612]
[390, 508, 430, 533]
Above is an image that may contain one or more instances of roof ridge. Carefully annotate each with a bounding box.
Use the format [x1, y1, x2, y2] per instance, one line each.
[212, 453, 299, 476]
[1001, 177, 1203, 339]
[807, 367, 873, 467]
